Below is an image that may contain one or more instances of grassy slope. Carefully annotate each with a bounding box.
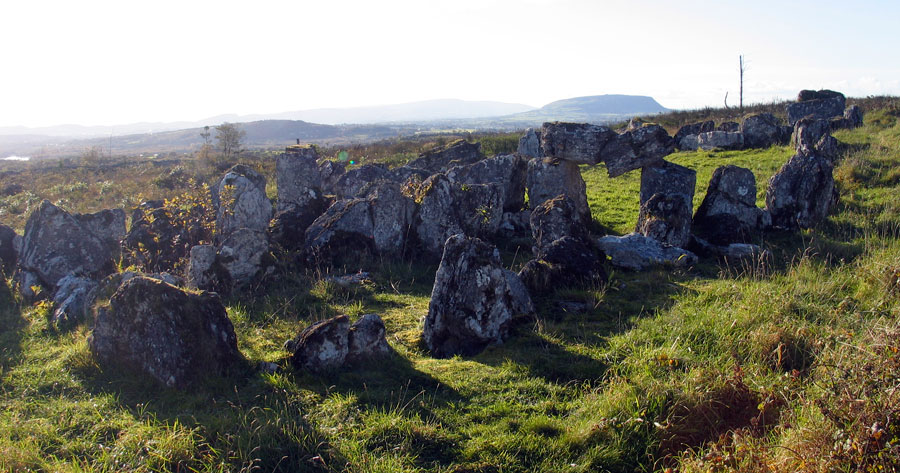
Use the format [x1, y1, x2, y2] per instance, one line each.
[2, 109, 900, 472]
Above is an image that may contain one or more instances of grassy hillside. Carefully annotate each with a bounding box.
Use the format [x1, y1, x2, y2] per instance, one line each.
[2, 105, 900, 472]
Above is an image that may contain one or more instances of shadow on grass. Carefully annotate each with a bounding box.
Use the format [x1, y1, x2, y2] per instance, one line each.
[0, 278, 25, 377]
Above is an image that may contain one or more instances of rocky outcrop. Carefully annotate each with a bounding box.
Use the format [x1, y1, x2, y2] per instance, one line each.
[407, 140, 484, 174]
[518, 236, 606, 295]
[526, 158, 590, 220]
[446, 154, 528, 212]
[517, 128, 543, 158]
[765, 153, 835, 230]
[693, 165, 769, 245]
[89, 276, 244, 389]
[286, 313, 391, 373]
[540, 122, 615, 164]
[600, 124, 673, 177]
[423, 234, 533, 358]
[786, 90, 846, 126]
[596, 233, 697, 271]
[276, 146, 323, 212]
[415, 174, 503, 257]
[19, 200, 117, 289]
[741, 113, 789, 149]
[215, 165, 272, 237]
[674, 121, 715, 150]
[529, 194, 588, 251]
[698, 131, 744, 150]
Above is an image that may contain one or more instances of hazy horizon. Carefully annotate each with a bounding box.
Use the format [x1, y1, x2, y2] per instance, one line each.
[2, 0, 898, 128]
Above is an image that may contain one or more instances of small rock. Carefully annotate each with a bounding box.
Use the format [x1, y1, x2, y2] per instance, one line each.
[347, 314, 392, 363]
[289, 315, 351, 373]
[596, 233, 697, 271]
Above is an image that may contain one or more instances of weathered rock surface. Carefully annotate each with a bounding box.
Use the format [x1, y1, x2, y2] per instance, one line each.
[530, 194, 588, 251]
[124, 201, 209, 273]
[187, 244, 218, 290]
[287, 314, 391, 372]
[693, 165, 768, 244]
[717, 121, 740, 132]
[423, 234, 533, 358]
[786, 90, 846, 126]
[14, 269, 43, 303]
[698, 131, 744, 150]
[517, 128, 544, 158]
[217, 228, 270, 288]
[215, 165, 272, 237]
[73, 209, 126, 249]
[540, 122, 615, 164]
[596, 233, 697, 271]
[843, 105, 863, 129]
[526, 158, 590, 220]
[347, 313, 392, 363]
[518, 236, 606, 295]
[19, 200, 117, 289]
[52, 275, 96, 328]
[765, 153, 835, 229]
[333, 164, 393, 199]
[446, 154, 528, 212]
[640, 161, 696, 210]
[276, 146, 322, 212]
[636, 193, 693, 248]
[741, 113, 788, 149]
[674, 121, 715, 150]
[792, 117, 832, 156]
[268, 200, 329, 251]
[89, 276, 244, 389]
[360, 180, 417, 255]
[0, 224, 17, 273]
[415, 174, 503, 257]
[317, 160, 346, 195]
[600, 124, 673, 177]
[499, 211, 531, 237]
[304, 199, 376, 265]
[407, 140, 484, 174]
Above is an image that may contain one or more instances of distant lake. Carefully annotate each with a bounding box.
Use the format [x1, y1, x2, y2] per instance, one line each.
[2, 156, 30, 161]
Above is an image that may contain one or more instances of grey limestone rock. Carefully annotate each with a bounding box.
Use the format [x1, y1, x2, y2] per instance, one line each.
[73, 208, 126, 249]
[600, 124, 673, 178]
[287, 313, 391, 372]
[51, 275, 96, 329]
[423, 234, 533, 358]
[188, 244, 218, 290]
[741, 113, 789, 149]
[333, 164, 393, 199]
[215, 165, 272, 237]
[693, 165, 767, 245]
[596, 233, 697, 271]
[636, 193, 693, 249]
[360, 180, 416, 256]
[347, 313, 392, 363]
[526, 158, 590, 220]
[217, 228, 270, 288]
[89, 276, 244, 389]
[318, 160, 346, 196]
[518, 236, 606, 295]
[786, 90, 846, 126]
[0, 223, 17, 274]
[540, 122, 615, 164]
[304, 198, 376, 265]
[517, 128, 544, 158]
[791, 117, 832, 156]
[530, 194, 588, 251]
[717, 121, 740, 132]
[765, 153, 835, 230]
[674, 121, 715, 150]
[698, 131, 744, 150]
[276, 146, 322, 212]
[446, 154, 528, 212]
[407, 140, 484, 174]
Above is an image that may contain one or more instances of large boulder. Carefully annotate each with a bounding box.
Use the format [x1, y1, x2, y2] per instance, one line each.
[446, 154, 528, 212]
[786, 90, 846, 126]
[415, 174, 504, 257]
[517, 128, 544, 158]
[693, 165, 768, 245]
[540, 122, 615, 164]
[360, 180, 417, 255]
[423, 234, 533, 358]
[791, 117, 833, 157]
[674, 121, 715, 150]
[596, 233, 697, 271]
[73, 208, 126, 249]
[717, 121, 740, 132]
[765, 153, 835, 230]
[19, 200, 117, 289]
[304, 199, 376, 265]
[640, 161, 696, 209]
[741, 113, 788, 149]
[518, 236, 606, 295]
[215, 165, 272, 237]
[526, 158, 590, 220]
[268, 200, 329, 251]
[698, 131, 744, 150]
[407, 140, 484, 174]
[216, 228, 270, 288]
[0, 224, 18, 274]
[600, 124, 673, 178]
[636, 193, 693, 249]
[333, 164, 394, 199]
[287, 313, 392, 372]
[276, 146, 322, 212]
[89, 276, 244, 389]
[529, 194, 589, 251]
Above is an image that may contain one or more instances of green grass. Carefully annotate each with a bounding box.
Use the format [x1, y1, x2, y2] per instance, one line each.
[2, 106, 900, 472]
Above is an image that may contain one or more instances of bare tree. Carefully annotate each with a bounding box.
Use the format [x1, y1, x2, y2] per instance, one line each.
[199, 125, 212, 162]
[739, 55, 746, 113]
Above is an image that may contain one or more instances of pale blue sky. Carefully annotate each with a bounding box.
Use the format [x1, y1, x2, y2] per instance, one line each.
[1, 0, 897, 127]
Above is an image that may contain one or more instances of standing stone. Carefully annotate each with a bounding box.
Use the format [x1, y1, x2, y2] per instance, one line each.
[276, 146, 322, 212]
[792, 117, 833, 157]
[415, 174, 504, 257]
[19, 200, 117, 289]
[360, 180, 416, 256]
[518, 236, 606, 295]
[526, 158, 590, 220]
[600, 124, 673, 177]
[423, 234, 533, 358]
[74, 209, 126, 249]
[304, 199, 376, 265]
[765, 153, 835, 229]
[517, 128, 544, 158]
[89, 276, 244, 389]
[217, 228, 270, 288]
[540, 122, 615, 164]
[786, 90, 846, 126]
[215, 165, 272, 237]
[268, 200, 330, 251]
[639, 161, 696, 209]
[446, 154, 528, 212]
[188, 244, 218, 290]
[741, 113, 788, 149]
[698, 131, 744, 150]
[693, 165, 768, 244]
[318, 160, 346, 196]
[407, 140, 484, 174]
[636, 193, 693, 248]
[529, 194, 588, 251]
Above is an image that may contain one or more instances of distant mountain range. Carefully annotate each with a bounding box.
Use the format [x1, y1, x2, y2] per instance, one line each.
[0, 95, 670, 158]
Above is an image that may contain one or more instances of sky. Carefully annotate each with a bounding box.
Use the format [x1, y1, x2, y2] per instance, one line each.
[1, 0, 898, 128]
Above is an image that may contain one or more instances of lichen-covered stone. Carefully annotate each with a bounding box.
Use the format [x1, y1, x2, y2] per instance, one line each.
[693, 165, 767, 245]
[446, 154, 528, 212]
[674, 121, 715, 150]
[786, 90, 846, 126]
[51, 275, 96, 329]
[407, 140, 484, 174]
[423, 234, 533, 358]
[600, 124, 673, 178]
[289, 315, 350, 372]
[0, 224, 17, 274]
[741, 113, 788, 149]
[415, 174, 504, 257]
[765, 153, 835, 230]
[89, 276, 244, 389]
[517, 128, 543, 158]
[347, 313, 392, 363]
[529, 194, 588, 251]
[596, 233, 697, 271]
[518, 236, 606, 295]
[277, 147, 322, 212]
[636, 193, 693, 248]
[333, 164, 394, 199]
[540, 122, 615, 164]
[215, 165, 272, 237]
[526, 158, 590, 220]
[698, 131, 744, 150]
[217, 228, 270, 288]
[791, 117, 832, 156]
